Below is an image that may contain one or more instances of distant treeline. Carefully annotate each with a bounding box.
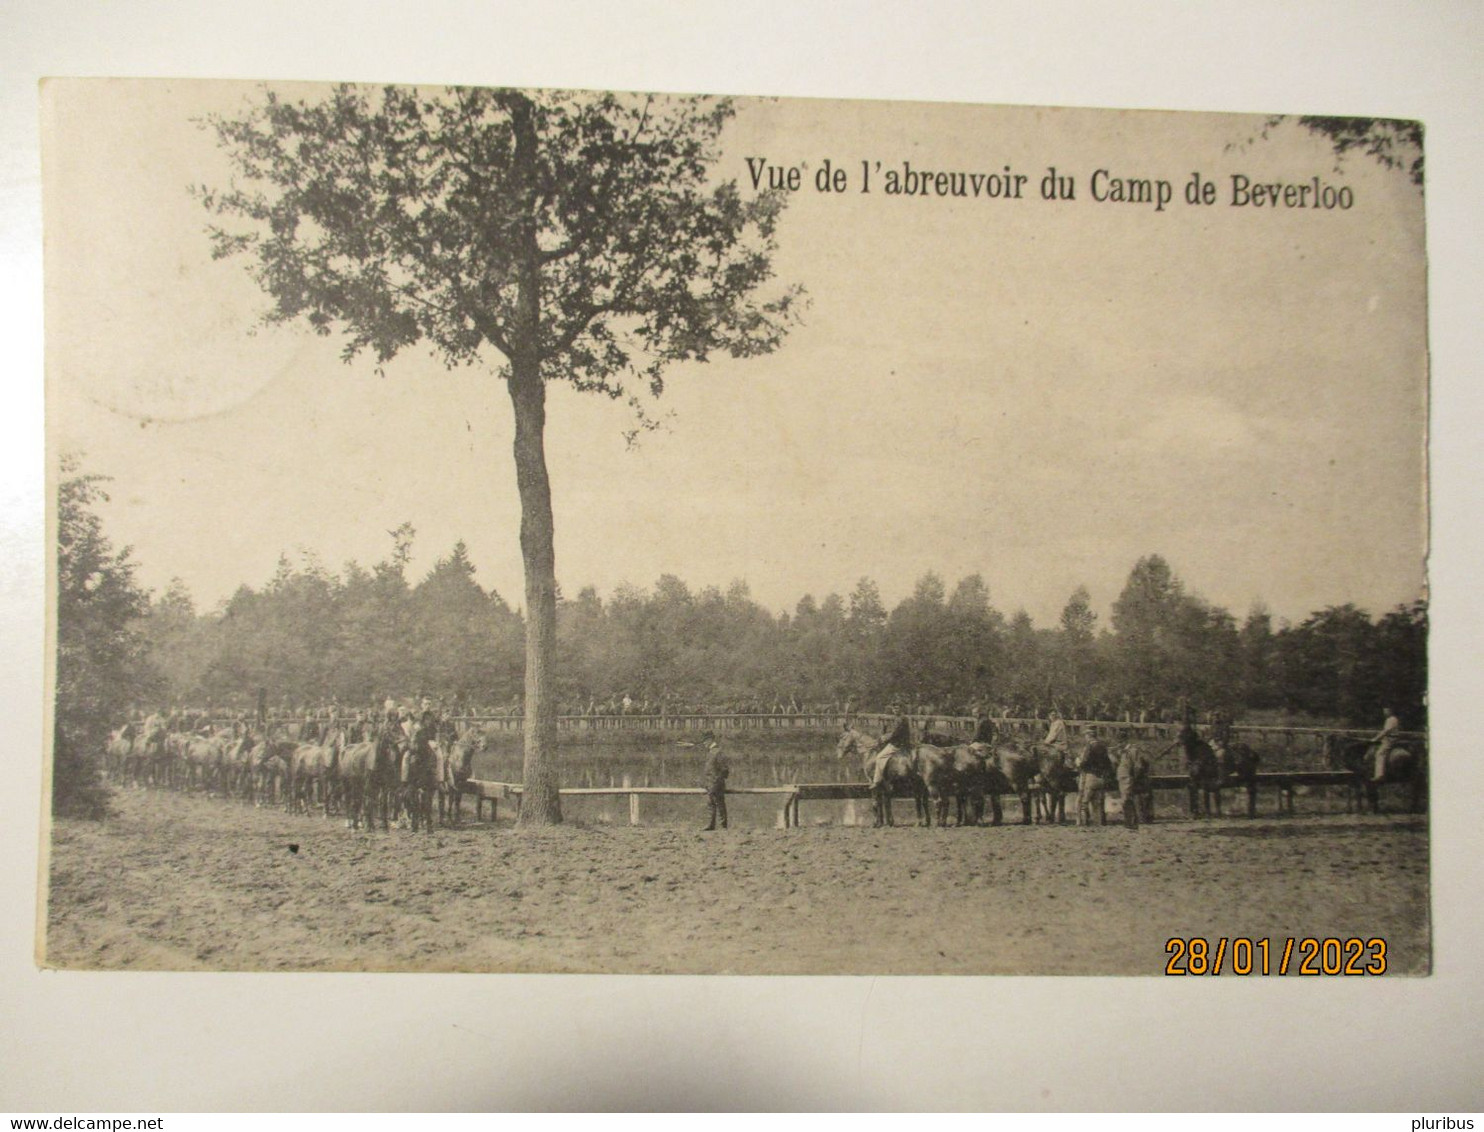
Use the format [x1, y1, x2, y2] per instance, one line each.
[134, 526, 1426, 731]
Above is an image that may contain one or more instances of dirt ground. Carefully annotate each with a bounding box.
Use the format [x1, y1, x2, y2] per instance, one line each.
[43, 788, 1430, 975]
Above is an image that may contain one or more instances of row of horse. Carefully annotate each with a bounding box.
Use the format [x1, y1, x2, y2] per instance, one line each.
[836, 725, 1427, 826]
[835, 724, 1264, 828]
[104, 722, 484, 832]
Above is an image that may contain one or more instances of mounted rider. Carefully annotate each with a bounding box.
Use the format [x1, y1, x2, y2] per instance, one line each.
[298, 707, 321, 743]
[1040, 709, 1070, 764]
[1210, 708, 1234, 750]
[378, 697, 404, 754]
[1370, 706, 1401, 783]
[869, 705, 913, 789]
[412, 694, 440, 761]
[969, 712, 997, 746]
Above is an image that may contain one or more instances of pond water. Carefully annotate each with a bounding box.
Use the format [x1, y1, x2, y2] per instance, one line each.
[472, 736, 844, 790]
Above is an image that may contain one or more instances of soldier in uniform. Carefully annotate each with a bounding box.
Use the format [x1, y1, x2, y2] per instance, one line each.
[870, 708, 913, 790]
[380, 698, 403, 745]
[1211, 708, 1234, 751]
[701, 731, 730, 831]
[413, 695, 439, 758]
[298, 708, 321, 743]
[1115, 743, 1151, 830]
[1077, 729, 1115, 826]
[1370, 706, 1401, 783]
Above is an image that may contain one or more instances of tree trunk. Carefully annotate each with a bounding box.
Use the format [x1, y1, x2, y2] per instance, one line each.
[503, 90, 562, 825]
[509, 366, 562, 824]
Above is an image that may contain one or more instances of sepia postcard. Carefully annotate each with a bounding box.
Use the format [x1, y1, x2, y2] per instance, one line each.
[40, 78, 1429, 975]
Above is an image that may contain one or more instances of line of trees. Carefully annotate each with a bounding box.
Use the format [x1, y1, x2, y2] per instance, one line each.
[133, 525, 1426, 730]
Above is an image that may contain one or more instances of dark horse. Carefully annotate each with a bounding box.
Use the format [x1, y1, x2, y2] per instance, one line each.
[400, 728, 439, 833]
[913, 742, 995, 826]
[1325, 734, 1427, 814]
[984, 742, 1039, 825]
[836, 724, 928, 827]
[1177, 728, 1222, 817]
[1215, 741, 1262, 817]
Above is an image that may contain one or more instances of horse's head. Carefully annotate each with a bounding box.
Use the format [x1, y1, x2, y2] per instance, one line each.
[835, 726, 864, 760]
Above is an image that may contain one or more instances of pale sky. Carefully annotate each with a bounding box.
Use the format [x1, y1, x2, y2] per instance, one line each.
[44, 79, 1428, 627]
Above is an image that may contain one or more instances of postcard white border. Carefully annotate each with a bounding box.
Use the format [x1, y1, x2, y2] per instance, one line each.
[4, 0, 1482, 1112]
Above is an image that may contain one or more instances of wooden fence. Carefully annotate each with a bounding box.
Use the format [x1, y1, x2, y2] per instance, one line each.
[463, 768, 1361, 827]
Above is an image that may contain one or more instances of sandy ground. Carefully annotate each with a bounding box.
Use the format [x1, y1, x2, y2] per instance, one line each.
[43, 788, 1430, 975]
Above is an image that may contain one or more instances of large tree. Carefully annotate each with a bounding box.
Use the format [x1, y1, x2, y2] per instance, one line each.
[198, 85, 803, 822]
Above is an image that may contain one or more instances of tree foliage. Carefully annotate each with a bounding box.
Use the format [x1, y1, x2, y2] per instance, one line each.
[135, 530, 1424, 731]
[197, 85, 803, 425]
[54, 456, 160, 817]
[1261, 115, 1424, 187]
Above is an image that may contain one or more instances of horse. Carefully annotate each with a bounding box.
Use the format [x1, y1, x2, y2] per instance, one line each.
[1324, 734, 1427, 814]
[105, 726, 140, 785]
[1216, 741, 1261, 818]
[334, 728, 405, 831]
[912, 742, 991, 827]
[985, 742, 1039, 825]
[1177, 730, 1222, 817]
[401, 730, 439, 833]
[1114, 743, 1156, 828]
[373, 727, 408, 830]
[835, 725, 928, 827]
[437, 729, 481, 826]
[252, 735, 298, 807]
[949, 743, 994, 826]
[290, 727, 345, 817]
[336, 740, 376, 830]
[178, 731, 230, 793]
[221, 731, 260, 800]
[138, 715, 170, 787]
[1031, 744, 1078, 824]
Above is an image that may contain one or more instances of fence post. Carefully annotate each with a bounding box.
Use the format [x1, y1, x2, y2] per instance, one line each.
[623, 774, 639, 826]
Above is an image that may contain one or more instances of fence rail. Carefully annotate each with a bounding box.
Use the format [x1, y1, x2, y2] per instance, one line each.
[463, 769, 1362, 827]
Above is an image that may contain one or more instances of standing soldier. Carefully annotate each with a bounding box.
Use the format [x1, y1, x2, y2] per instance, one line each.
[1115, 743, 1151, 830]
[701, 731, 730, 831]
[1077, 728, 1115, 826]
